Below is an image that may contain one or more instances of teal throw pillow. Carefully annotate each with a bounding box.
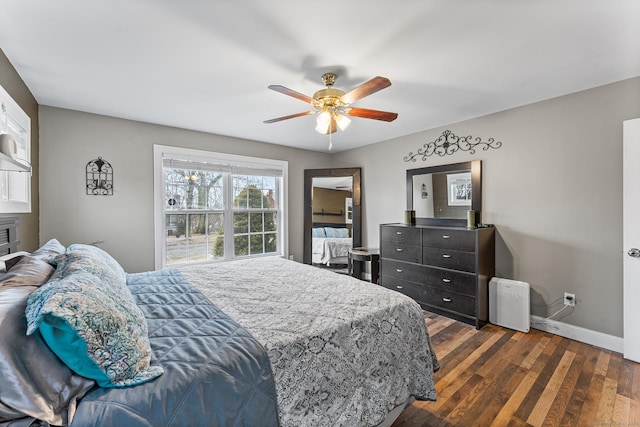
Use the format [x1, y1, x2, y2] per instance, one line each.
[64, 244, 126, 282]
[25, 271, 163, 388]
[52, 250, 130, 298]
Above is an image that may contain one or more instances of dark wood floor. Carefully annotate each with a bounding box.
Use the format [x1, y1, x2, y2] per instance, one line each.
[392, 312, 640, 427]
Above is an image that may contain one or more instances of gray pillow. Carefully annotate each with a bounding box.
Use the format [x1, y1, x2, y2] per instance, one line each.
[31, 238, 66, 265]
[0, 251, 30, 272]
[0, 256, 54, 291]
[0, 286, 95, 425]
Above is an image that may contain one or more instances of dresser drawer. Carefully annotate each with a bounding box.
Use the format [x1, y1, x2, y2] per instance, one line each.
[421, 265, 476, 296]
[423, 247, 475, 272]
[382, 259, 476, 296]
[423, 228, 475, 252]
[381, 243, 421, 264]
[381, 226, 421, 245]
[381, 275, 427, 304]
[423, 286, 476, 317]
[381, 259, 423, 283]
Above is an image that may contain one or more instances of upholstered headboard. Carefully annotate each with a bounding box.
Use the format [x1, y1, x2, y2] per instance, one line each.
[0, 216, 20, 255]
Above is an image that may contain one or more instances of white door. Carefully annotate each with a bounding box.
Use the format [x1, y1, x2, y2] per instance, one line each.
[623, 118, 640, 362]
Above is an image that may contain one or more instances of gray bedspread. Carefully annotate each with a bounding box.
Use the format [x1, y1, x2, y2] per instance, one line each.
[180, 257, 438, 427]
[70, 269, 279, 427]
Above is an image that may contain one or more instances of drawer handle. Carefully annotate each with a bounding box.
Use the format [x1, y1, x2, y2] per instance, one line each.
[442, 278, 451, 283]
[443, 297, 452, 303]
[442, 254, 451, 258]
[442, 235, 451, 239]
[396, 269, 403, 273]
[396, 248, 404, 252]
[396, 285, 403, 290]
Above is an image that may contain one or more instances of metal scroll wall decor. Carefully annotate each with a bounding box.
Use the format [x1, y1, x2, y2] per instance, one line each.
[86, 157, 113, 195]
[403, 129, 502, 162]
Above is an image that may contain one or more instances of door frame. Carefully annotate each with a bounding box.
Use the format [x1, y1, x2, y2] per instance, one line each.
[623, 118, 640, 362]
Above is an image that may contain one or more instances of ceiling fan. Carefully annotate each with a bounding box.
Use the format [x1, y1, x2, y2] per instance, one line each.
[264, 72, 398, 135]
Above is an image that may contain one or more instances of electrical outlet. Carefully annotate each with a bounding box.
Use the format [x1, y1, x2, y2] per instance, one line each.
[564, 292, 576, 307]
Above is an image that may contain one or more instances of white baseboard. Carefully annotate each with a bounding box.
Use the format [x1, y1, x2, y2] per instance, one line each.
[530, 315, 623, 354]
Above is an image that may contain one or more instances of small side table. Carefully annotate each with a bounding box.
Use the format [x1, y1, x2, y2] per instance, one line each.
[348, 247, 380, 284]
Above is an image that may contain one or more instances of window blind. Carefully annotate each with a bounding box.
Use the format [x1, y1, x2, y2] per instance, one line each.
[162, 158, 283, 177]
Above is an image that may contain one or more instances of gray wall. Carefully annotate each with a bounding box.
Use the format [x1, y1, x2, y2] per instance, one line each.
[38, 77, 640, 338]
[0, 48, 40, 251]
[39, 107, 331, 273]
[334, 76, 640, 337]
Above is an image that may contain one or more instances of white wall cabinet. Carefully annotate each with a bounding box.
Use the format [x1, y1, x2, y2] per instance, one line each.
[0, 84, 31, 213]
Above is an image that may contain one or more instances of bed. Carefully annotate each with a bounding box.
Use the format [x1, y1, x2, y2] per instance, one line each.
[0, 238, 438, 427]
[312, 224, 352, 265]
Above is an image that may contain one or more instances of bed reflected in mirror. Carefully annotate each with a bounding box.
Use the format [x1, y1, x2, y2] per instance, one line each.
[303, 168, 361, 271]
[310, 177, 353, 270]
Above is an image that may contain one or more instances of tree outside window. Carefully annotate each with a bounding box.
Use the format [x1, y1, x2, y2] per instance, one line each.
[156, 145, 287, 269]
[165, 169, 224, 265]
[213, 176, 277, 258]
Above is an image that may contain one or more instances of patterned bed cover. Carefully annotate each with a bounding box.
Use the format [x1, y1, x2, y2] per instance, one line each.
[312, 237, 352, 265]
[70, 269, 279, 427]
[180, 257, 438, 427]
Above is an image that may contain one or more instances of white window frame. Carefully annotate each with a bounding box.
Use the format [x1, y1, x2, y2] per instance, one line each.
[153, 144, 288, 269]
[0, 84, 31, 213]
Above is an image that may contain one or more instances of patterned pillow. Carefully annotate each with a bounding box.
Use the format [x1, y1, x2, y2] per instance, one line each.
[312, 227, 326, 238]
[52, 250, 129, 298]
[25, 271, 164, 388]
[65, 244, 126, 282]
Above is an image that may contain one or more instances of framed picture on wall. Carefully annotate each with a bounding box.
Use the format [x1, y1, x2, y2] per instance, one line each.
[345, 198, 353, 224]
[447, 172, 472, 206]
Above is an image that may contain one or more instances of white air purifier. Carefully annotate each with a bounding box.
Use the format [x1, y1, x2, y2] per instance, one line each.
[489, 278, 530, 333]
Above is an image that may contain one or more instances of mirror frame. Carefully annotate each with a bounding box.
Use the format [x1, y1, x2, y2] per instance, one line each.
[406, 160, 482, 226]
[303, 167, 361, 264]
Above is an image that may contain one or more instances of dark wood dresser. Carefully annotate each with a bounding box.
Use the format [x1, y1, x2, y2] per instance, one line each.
[380, 223, 495, 329]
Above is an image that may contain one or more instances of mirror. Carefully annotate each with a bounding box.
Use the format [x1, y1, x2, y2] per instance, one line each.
[304, 168, 361, 265]
[406, 160, 481, 226]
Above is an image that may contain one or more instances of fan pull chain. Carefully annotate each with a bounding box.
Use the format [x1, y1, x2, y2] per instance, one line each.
[328, 130, 333, 151]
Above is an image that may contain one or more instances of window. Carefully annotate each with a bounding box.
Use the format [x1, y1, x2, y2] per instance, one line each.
[0, 84, 31, 213]
[154, 145, 288, 268]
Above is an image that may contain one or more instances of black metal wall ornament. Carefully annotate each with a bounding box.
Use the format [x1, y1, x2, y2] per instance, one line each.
[403, 129, 503, 162]
[86, 157, 113, 195]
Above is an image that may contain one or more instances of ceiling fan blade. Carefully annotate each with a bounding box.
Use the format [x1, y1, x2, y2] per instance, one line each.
[340, 76, 391, 104]
[345, 107, 398, 122]
[263, 111, 316, 124]
[268, 85, 317, 104]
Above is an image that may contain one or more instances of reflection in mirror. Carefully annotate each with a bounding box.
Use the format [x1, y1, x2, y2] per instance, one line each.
[311, 176, 353, 268]
[411, 171, 471, 219]
[407, 160, 481, 226]
[312, 177, 353, 226]
[304, 168, 361, 267]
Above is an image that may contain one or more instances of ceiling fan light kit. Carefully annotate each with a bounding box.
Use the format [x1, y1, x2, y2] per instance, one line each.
[265, 72, 398, 145]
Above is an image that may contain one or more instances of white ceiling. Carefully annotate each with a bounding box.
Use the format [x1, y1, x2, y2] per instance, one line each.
[2, 1, 639, 152]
